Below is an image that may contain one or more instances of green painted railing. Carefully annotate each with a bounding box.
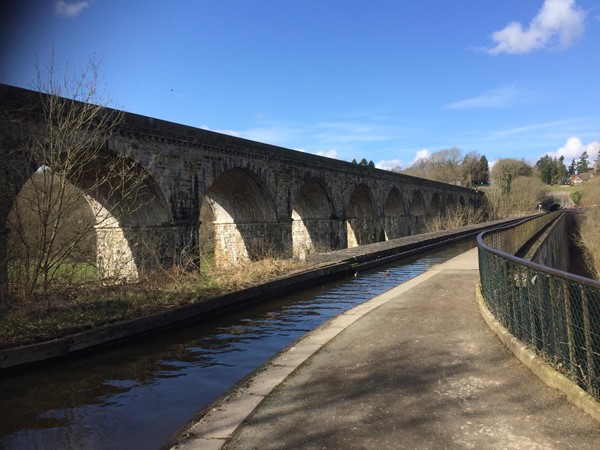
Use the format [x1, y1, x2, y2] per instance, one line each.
[478, 213, 600, 401]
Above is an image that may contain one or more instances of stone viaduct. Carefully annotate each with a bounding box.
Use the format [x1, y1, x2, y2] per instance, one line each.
[0, 84, 481, 286]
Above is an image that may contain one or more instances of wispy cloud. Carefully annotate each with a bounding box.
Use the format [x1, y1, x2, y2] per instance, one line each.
[198, 124, 302, 146]
[485, 0, 585, 55]
[199, 114, 410, 161]
[55, 0, 90, 18]
[446, 86, 522, 110]
[491, 118, 595, 139]
[315, 121, 396, 144]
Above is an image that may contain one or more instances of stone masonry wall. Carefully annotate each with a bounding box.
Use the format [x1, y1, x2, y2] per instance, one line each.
[0, 84, 482, 287]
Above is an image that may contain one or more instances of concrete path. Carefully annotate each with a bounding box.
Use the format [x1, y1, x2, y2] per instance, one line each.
[172, 248, 600, 449]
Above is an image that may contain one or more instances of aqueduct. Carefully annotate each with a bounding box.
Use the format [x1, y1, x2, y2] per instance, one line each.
[0, 84, 480, 289]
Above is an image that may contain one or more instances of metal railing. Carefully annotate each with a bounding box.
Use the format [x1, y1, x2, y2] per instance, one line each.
[478, 213, 600, 400]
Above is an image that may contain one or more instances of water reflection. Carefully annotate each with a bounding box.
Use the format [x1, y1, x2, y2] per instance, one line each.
[0, 241, 475, 449]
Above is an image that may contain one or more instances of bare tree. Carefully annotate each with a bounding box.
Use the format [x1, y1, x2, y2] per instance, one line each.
[403, 148, 463, 184]
[490, 158, 533, 196]
[4, 56, 151, 306]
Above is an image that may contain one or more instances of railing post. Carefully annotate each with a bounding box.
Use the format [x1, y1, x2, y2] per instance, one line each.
[581, 287, 596, 395]
[525, 268, 538, 348]
[562, 280, 577, 376]
[546, 276, 560, 358]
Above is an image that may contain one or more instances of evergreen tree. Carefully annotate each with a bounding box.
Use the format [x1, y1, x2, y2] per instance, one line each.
[476, 155, 489, 185]
[577, 151, 591, 173]
[359, 158, 368, 166]
[368, 160, 375, 168]
[568, 160, 577, 176]
[557, 156, 567, 183]
[535, 155, 567, 185]
[535, 155, 554, 184]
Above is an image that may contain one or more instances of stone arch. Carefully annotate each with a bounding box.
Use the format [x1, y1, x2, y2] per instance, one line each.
[446, 194, 456, 213]
[345, 183, 378, 247]
[72, 151, 172, 280]
[200, 167, 281, 267]
[428, 192, 442, 219]
[291, 177, 338, 259]
[410, 190, 426, 235]
[383, 187, 407, 240]
[430, 193, 442, 216]
[425, 192, 443, 231]
[4, 150, 172, 285]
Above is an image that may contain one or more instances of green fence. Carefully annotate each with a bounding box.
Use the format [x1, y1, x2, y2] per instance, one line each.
[478, 213, 600, 401]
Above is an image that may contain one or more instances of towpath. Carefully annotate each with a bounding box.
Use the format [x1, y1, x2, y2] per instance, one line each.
[172, 248, 600, 449]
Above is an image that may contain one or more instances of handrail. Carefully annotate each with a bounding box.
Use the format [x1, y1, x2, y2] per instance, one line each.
[477, 212, 600, 401]
[478, 212, 600, 289]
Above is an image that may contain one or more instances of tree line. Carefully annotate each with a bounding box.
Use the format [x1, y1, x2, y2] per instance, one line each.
[535, 150, 596, 185]
[385, 148, 490, 187]
[393, 147, 599, 188]
[388, 146, 599, 220]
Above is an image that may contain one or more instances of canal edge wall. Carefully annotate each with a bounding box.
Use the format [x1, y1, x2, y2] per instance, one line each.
[0, 217, 524, 372]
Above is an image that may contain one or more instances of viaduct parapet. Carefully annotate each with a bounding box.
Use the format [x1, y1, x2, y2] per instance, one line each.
[0, 84, 480, 284]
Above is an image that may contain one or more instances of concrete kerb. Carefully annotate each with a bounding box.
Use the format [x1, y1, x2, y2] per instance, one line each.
[169, 260, 447, 450]
[475, 282, 600, 424]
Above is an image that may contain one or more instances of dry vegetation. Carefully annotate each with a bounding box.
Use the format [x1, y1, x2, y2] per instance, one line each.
[425, 204, 485, 233]
[0, 257, 307, 349]
[482, 175, 547, 220]
[577, 177, 600, 278]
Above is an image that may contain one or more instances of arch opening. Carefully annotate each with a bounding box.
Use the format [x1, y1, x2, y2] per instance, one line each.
[345, 184, 378, 248]
[430, 193, 442, 215]
[410, 190, 426, 235]
[199, 168, 280, 267]
[291, 178, 337, 259]
[383, 188, 407, 240]
[4, 151, 171, 301]
[446, 195, 456, 214]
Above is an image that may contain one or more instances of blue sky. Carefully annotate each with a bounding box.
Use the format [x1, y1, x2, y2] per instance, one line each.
[2, 0, 599, 170]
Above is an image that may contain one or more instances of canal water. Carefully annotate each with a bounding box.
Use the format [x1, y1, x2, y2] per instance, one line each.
[0, 240, 475, 450]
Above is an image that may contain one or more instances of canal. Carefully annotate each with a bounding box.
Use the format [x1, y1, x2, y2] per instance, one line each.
[0, 240, 475, 449]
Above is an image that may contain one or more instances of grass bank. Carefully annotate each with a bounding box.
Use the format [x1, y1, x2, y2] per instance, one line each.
[577, 178, 600, 279]
[0, 258, 308, 349]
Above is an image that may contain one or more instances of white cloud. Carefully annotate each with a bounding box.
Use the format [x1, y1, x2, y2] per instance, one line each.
[198, 125, 242, 137]
[447, 86, 522, 110]
[545, 137, 600, 162]
[316, 148, 338, 159]
[375, 159, 403, 171]
[487, 0, 585, 55]
[55, 0, 90, 18]
[412, 149, 431, 163]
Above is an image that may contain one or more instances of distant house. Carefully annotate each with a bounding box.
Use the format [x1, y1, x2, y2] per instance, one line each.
[568, 172, 594, 186]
